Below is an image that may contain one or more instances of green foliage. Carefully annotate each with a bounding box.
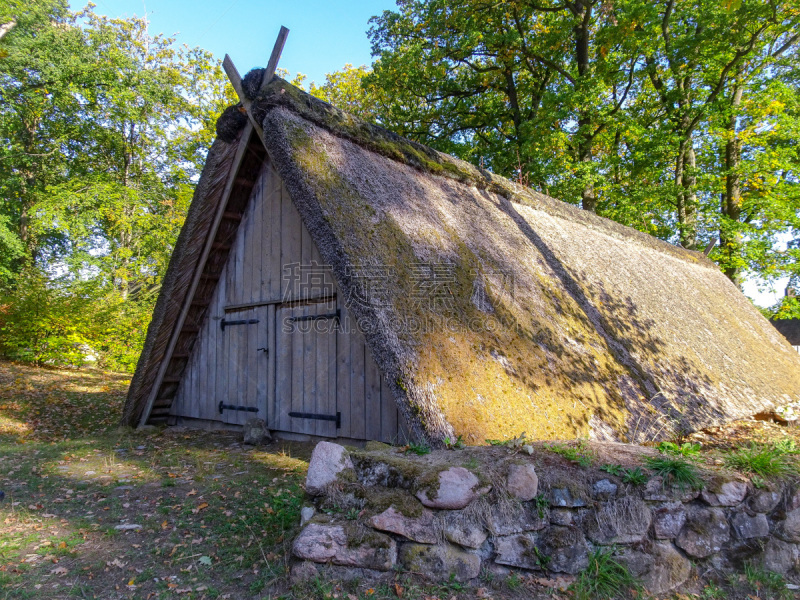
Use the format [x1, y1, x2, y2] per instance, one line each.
[724, 443, 796, 478]
[404, 442, 431, 456]
[645, 456, 703, 490]
[600, 463, 648, 485]
[547, 440, 594, 467]
[743, 562, 793, 599]
[570, 548, 641, 600]
[444, 434, 465, 449]
[657, 441, 703, 459]
[533, 493, 549, 518]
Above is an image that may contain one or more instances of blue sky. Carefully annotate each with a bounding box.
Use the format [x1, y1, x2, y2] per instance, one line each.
[70, 0, 396, 85]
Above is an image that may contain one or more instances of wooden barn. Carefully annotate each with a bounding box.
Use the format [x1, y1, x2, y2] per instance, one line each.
[771, 319, 800, 353]
[122, 35, 800, 445]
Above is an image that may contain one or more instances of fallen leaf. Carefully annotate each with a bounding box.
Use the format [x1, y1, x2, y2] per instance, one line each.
[50, 566, 68, 576]
[394, 582, 404, 597]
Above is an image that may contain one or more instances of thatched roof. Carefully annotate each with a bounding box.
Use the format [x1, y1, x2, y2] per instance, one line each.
[771, 319, 800, 346]
[123, 76, 800, 443]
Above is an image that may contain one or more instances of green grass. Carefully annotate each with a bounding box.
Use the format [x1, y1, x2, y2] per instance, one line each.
[570, 548, 640, 600]
[725, 443, 796, 478]
[743, 562, 793, 599]
[404, 442, 431, 456]
[656, 441, 702, 459]
[645, 455, 703, 490]
[547, 440, 594, 467]
[600, 464, 648, 485]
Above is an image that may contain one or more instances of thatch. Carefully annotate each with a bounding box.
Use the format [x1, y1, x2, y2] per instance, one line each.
[122, 133, 243, 426]
[771, 319, 800, 346]
[124, 76, 800, 443]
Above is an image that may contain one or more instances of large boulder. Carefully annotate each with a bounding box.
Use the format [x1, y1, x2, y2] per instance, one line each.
[537, 526, 590, 574]
[618, 542, 691, 595]
[776, 507, 800, 543]
[701, 476, 748, 507]
[242, 417, 271, 445]
[305, 442, 354, 496]
[652, 502, 686, 540]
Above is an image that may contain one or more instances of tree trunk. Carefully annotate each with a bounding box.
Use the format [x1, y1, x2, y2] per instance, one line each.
[574, 0, 597, 212]
[675, 138, 697, 250]
[720, 79, 744, 285]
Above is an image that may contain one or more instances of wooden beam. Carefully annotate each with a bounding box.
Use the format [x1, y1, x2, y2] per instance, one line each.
[222, 26, 290, 139]
[262, 26, 290, 93]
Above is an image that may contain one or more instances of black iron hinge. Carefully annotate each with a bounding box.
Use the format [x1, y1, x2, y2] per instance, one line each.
[288, 411, 341, 429]
[219, 402, 259, 414]
[287, 310, 340, 323]
[220, 318, 259, 331]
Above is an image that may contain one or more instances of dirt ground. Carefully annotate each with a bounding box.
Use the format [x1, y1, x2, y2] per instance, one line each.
[1, 360, 799, 600]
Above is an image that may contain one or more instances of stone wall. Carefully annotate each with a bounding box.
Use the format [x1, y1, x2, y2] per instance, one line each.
[289, 441, 800, 595]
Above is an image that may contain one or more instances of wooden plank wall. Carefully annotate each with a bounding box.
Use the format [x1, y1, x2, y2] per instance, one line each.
[171, 159, 407, 444]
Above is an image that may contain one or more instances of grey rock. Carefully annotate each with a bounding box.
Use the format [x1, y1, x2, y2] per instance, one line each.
[652, 502, 686, 540]
[549, 487, 586, 508]
[290, 560, 320, 583]
[618, 542, 691, 595]
[506, 463, 538, 501]
[701, 477, 748, 507]
[300, 506, 315, 526]
[550, 508, 573, 526]
[243, 417, 271, 446]
[731, 511, 769, 539]
[114, 524, 142, 531]
[399, 542, 480, 582]
[443, 514, 488, 549]
[494, 533, 542, 570]
[748, 489, 781, 514]
[369, 506, 438, 544]
[586, 497, 651, 545]
[592, 479, 618, 500]
[643, 476, 700, 502]
[537, 526, 590, 574]
[292, 523, 396, 571]
[490, 502, 547, 536]
[776, 507, 800, 543]
[762, 537, 800, 575]
[305, 442, 354, 496]
[676, 506, 730, 558]
[415, 467, 486, 510]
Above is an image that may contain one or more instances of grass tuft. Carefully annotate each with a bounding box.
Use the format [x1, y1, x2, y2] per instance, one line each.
[547, 440, 594, 467]
[570, 548, 640, 600]
[725, 443, 795, 478]
[645, 455, 703, 490]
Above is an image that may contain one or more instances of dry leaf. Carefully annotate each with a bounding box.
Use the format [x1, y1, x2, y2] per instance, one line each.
[394, 582, 404, 597]
[50, 566, 68, 576]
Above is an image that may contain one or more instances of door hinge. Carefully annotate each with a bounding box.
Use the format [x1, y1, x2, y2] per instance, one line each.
[219, 402, 259, 414]
[220, 318, 259, 331]
[289, 411, 341, 429]
[288, 310, 340, 323]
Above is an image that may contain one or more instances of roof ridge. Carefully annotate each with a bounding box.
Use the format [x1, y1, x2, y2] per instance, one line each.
[245, 75, 713, 269]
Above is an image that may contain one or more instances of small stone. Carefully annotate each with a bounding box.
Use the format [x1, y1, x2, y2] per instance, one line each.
[506, 463, 538, 501]
[652, 502, 686, 540]
[292, 523, 396, 571]
[399, 542, 480, 582]
[592, 479, 618, 500]
[490, 502, 547, 536]
[537, 526, 589, 574]
[586, 498, 651, 545]
[550, 508, 572, 526]
[731, 511, 769, 539]
[369, 506, 438, 544]
[618, 542, 691, 595]
[676, 506, 730, 558]
[305, 442, 354, 496]
[549, 487, 586, 508]
[494, 533, 542, 570]
[114, 524, 142, 531]
[643, 476, 700, 502]
[415, 467, 486, 510]
[776, 507, 800, 543]
[300, 506, 315, 526]
[748, 489, 781, 514]
[444, 514, 488, 549]
[290, 561, 319, 583]
[701, 477, 748, 507]
[762, 537, 800, 574]
[242, 417, 271, 446]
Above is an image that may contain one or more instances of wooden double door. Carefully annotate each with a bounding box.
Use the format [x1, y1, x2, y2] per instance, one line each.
[218, 298, 340, 437]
